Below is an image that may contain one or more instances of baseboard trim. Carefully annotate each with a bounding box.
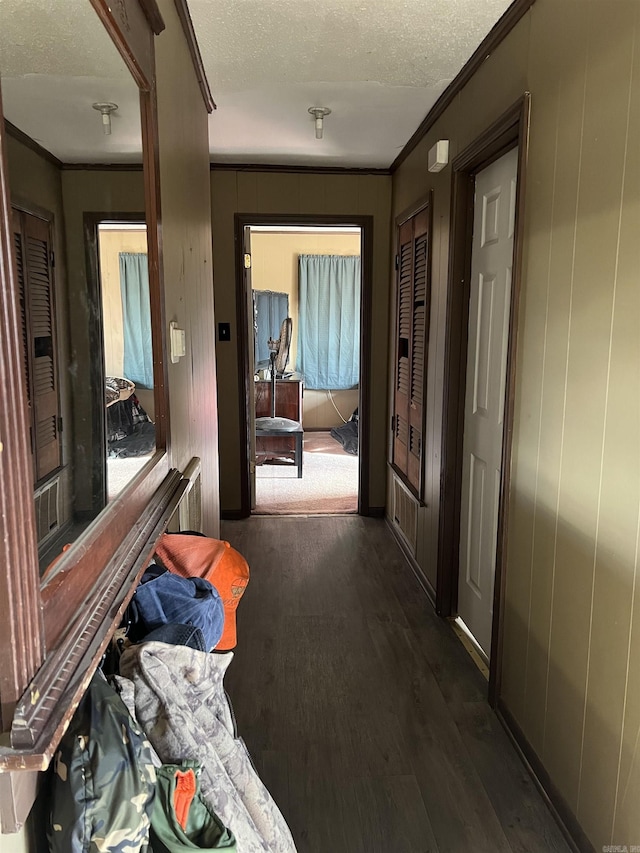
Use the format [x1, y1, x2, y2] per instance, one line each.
[220, 509, 249, 521]
[367, 506, 385, 518]
[496, 701, 595, 853]
[385, 515, 436, 608]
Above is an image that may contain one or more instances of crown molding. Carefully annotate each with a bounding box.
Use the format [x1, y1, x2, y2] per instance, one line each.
[390, 0, 537, 172]
[210, 162, 390, 176]
[173, 0, 216, 113]
[4, 121, 63, 169]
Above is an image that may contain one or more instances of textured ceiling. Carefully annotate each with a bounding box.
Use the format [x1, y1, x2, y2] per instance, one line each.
[0, 0, 141, 163]
[0, 0, 513, 167]
[190, 0, 514, 167]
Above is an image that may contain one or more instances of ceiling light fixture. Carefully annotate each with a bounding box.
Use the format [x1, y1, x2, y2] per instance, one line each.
[92, 102, 118, 135]
[308, 107, 331, 140]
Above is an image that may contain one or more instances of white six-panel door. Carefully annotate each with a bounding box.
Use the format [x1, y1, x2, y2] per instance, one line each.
[457, 146, 518, 657]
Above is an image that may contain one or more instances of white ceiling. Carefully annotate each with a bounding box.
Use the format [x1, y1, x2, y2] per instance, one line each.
[190, 0, 514, 168]
[0, 0, 513, 167]
[0, 0, 142, 163]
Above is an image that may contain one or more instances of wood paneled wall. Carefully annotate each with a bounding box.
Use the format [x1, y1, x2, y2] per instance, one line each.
[61, 170, 146, 513]
[155, 0, 219, 537]
[211, 171, 391, 513]
[6, 135, 74, 531]
[391, 1, 640, 848]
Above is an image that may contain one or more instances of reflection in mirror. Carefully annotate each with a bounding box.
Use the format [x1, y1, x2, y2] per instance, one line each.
[99, 221, 156, 499]
[0, 0, 155, 573]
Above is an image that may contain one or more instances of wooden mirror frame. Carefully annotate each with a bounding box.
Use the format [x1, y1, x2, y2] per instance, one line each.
[0, 0, 185, 794]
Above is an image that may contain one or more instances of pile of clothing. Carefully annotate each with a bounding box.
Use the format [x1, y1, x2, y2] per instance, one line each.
[46, 533, 297, 853]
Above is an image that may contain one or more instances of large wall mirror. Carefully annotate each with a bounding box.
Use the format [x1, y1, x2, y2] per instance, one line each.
[0, 0, 178, 788]
[0, 0, 161, 575]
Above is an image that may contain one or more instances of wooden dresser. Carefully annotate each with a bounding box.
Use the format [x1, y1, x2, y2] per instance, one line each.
[255, 379, 303, 468]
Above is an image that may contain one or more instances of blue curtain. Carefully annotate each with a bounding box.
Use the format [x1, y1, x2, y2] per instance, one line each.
[297, 254, 360, 390]
[253, 290, 289, 368]
[119, 252, 153, 389]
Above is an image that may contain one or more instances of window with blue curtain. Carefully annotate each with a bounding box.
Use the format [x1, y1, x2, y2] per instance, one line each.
[297, 254, 360, 390]
[253, 290, 289, 368]
[119, 252, 153, 389]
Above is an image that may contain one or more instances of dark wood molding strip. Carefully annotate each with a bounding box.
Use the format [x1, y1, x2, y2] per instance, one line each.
[4, 121, 63, 170]
[89, 0, 154, 92]
[497, 701, 594, 853]
[4, 122, 145, 173]
[219, 509, 248, 521]
[367, 506, 385, 518]
[233, 213, 374, 519]
[488, 93, 531, 706]
[172, 0, 216, 113]
[139, 0, 165, 35]
[390, 0, 536, 172]
[62, 162, 143, 171]
[1, 469, 187, 765]
[83, 210, 146, 515]
[357, 215, 374, 516]
[140, 81, 171, 455]
[211, 162, 390, 176]
[40, 453, 170, 648]
[452, 96, 529, 173]
[395, 193, 432, 228]
[0, 91, 45, 732]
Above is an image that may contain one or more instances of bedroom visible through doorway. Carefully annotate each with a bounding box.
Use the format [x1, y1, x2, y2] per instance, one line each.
[247, 224, 362, 515]
[97, 222, 156, 500]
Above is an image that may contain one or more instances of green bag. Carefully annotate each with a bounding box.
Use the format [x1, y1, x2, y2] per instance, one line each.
[150, 762, 236, 852]
[47, 671, 156, 853]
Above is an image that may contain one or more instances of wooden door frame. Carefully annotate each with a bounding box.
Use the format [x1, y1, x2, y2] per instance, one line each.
[234, 213, 374, 518]
[436, 94, 531, 706]
[83, 212, 148, 517]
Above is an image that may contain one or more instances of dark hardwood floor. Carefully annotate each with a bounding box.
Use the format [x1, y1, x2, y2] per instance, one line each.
[222, 516, 572, 853]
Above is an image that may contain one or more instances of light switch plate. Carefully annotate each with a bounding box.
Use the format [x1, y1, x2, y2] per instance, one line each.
[170, 321, 186, 363]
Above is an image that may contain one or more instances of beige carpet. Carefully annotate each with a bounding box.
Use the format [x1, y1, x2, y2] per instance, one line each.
[254, 431, 358, 515]
[107, 453, 153, 500]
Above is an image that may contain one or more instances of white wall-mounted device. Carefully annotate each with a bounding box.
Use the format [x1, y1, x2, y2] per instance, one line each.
[170, 321, 186, 363]
[428, 139, 450, 173]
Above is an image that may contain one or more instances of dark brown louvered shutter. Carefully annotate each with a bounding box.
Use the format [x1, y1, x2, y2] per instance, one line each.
[392, 205, 431, 499]
[12, 210, 36, 479]
[393, 218, 413, 476]
[408, 209, 429, 494]
[15, 211, 60, 482]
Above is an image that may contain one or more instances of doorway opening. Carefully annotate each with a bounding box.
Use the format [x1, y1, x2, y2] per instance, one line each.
[94, 219, 156, 502]
[235, 215, 374, 517]
[437, 96, 530, 700]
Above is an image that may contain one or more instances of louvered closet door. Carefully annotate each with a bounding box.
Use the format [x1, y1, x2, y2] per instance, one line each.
[19, 212, 60, 482]
[408, 208, 429, 494]
[393, 218, 413, 476]
[392, 205, 431, 498]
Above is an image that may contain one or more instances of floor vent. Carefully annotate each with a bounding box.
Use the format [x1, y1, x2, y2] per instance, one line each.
[393, 475, 418, 553]
[34, 477, 60, 545]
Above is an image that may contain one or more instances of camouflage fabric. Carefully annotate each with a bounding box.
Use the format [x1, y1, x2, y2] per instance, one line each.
[117, 643, 297, 853]
[150, 761, 237, 852]
[47, 671, 157, 853]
